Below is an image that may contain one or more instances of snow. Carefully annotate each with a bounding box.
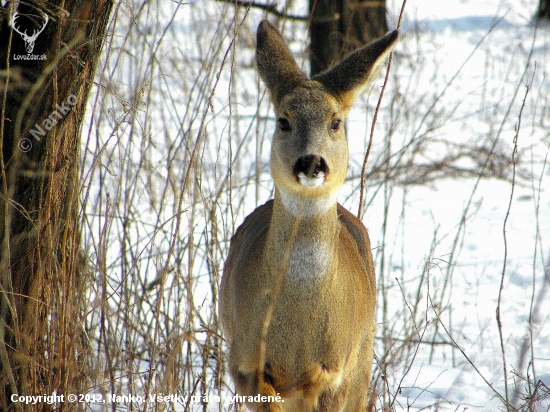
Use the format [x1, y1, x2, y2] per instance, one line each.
[365, 1, 550, 409]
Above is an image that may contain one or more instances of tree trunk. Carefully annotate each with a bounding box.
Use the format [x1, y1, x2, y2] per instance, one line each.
[537, 0, 549, 20]
[0, 0, 113, 409]
[309, 0, 388, 76]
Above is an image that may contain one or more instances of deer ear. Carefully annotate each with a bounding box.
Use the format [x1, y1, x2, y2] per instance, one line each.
[256, 20, 307, 105]
[313, 30, 398, 112]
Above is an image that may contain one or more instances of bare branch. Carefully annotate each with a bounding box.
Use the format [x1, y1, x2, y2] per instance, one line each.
[216, 0, 307, 21]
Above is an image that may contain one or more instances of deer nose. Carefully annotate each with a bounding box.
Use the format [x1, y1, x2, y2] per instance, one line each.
[292, 155, 328, 180]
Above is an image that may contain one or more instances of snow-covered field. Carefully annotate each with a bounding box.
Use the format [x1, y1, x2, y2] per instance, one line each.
[372, 1, 550, 410]
[81, 0, 550, 410]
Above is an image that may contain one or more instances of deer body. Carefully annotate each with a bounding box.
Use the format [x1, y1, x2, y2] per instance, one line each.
[220, 21, 398, 411]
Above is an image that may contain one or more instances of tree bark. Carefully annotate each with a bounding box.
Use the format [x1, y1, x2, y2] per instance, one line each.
[0, 0, 113, 409]
[309, 0, 388, 76]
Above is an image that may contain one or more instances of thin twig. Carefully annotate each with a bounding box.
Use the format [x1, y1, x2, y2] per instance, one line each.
[428, 293, 508, 405]
[389, 278, 428, 409]
[358, 0, 407, 218]
[497, 77, 532, 409]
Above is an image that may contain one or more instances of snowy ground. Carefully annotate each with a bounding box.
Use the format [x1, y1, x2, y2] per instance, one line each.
[368, 0, 550, 410]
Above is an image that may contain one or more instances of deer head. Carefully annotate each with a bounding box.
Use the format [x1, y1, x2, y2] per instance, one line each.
[12, 11, 49, 54]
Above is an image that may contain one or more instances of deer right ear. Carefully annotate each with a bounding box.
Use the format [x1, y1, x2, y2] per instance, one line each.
[256, 20, 306, 104]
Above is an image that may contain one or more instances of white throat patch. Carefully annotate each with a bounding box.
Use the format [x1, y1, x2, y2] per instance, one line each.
[277, 187, 339, 218]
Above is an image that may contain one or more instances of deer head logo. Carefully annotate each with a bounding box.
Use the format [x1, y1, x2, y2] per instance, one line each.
[12, 11, 49, 54]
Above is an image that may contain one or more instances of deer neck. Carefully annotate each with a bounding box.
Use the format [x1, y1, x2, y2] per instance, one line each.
[266, 191, 340, 283]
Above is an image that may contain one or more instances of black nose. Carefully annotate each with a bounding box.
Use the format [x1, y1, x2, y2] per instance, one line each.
[293, 155, 329, 179]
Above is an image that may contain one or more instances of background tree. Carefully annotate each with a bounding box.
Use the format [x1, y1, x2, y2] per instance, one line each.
[309, 0, 388, 75]
[537, 0, 549, 20]
[0, 0, 113, 409]
[218, 0, 389, 76]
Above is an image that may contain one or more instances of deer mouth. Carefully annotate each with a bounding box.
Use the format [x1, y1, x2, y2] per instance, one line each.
[293, 155, 329, 188]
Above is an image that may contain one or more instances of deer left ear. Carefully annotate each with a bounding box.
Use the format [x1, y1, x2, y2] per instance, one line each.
[313, 30, 398, 112]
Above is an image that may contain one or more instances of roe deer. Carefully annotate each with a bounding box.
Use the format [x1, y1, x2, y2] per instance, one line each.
[220, 20, 398, 411]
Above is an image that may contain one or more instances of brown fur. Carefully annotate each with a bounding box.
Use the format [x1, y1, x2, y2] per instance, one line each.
[220, 20, 398, 411]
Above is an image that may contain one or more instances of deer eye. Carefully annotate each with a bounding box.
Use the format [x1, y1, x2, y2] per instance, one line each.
[278, 118, 291, 132]
[330, 118, 341, 132]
